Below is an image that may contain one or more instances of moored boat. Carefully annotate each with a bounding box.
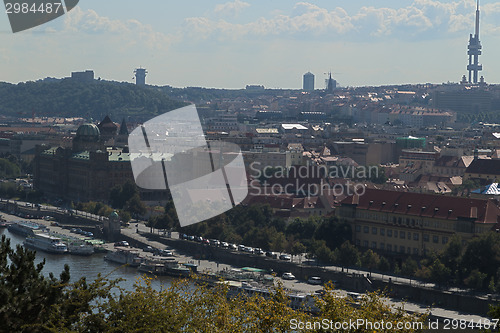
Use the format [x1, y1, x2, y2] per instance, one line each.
[138, 256, 191, 277]
[104, 247, 142, 267]
[7, 221, 47, 236]
[67, 241, 94, 255]
[23, 232, 68, 254]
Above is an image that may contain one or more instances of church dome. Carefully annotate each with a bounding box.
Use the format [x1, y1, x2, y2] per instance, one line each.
[76, 123, 100, 141]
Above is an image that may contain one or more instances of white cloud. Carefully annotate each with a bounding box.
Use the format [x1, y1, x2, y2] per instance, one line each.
[63, 7, 179, 50]
[214, 0, 250, 17]
[183, 0, 500, 41]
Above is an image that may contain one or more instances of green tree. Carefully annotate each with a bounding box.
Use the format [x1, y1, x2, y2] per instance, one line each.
[314, 217, 352, 250]
[440, 235, 463, 282]
[430, 259, 451, 287]
[0, 235, 70, 332]
[109, 180, 139, 209]
[461, 232, 500, 281]
[361, 249, 380, 273]
[338, 241, 360, 272]
[125, 193, 147, 217]
[290, 241, 306, 260]
[401, 258, 418, 276]
[378, 256, 391, 272]
[315, 242, 334, 264]
[0, 158, 21, 179]
[464, 269, 487, 290]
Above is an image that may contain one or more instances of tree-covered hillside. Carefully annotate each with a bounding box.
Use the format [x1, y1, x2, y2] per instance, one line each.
[0, 80, 186, 121]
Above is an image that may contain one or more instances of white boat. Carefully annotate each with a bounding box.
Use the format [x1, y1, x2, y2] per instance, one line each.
[8, 221, 47, 236]
[104, 247, 142, 267]
[67, 241, 94, 256]
[51, 233, 95, 256]
[138, 256, 191, 277]
[23, 232, 68, 254]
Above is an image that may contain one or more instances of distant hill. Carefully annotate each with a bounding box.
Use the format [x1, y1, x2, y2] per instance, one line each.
[0, 80, 186, 121]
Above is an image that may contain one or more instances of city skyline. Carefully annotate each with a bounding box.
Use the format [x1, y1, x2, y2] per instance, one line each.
[1, 0, 500, 88]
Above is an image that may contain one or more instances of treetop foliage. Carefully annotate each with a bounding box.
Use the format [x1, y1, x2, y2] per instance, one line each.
[0, 80, 186, 121]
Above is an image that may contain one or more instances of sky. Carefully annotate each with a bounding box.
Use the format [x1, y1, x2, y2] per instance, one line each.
[1, 0, 500, 89]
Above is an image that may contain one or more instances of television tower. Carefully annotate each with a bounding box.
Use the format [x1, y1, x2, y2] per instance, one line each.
[467, 0, 482, 84]
[134, 67, 147, 86]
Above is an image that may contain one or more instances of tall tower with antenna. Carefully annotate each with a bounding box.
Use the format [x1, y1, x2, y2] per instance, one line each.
[134, 67, 147, 86]
[325, 72, 337, 93]
[467, 0, 482, 84]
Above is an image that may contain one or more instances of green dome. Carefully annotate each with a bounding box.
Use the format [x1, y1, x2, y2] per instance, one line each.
[76, 123, 100, 141]
[109, 211, 119, 219]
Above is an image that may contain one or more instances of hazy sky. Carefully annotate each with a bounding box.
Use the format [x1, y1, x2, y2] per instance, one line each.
[1, 0, 500, 89]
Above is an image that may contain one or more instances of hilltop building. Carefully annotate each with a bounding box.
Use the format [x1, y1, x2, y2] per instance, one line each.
[70, 70, 94, 82]
[134, 68, 147, 85]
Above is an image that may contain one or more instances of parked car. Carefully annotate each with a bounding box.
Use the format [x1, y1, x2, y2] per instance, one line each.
[187, 235, 195, 241]
[202, 239, 210, 245]
[180, 234, 187, 240]
[265, 251, 276, 258]
[253, 248, 264, 255]
[209, 239, 220, 247]
[282, 272, 295, 280]
[243, 246, 253, 253]
[229, 243, 237, 250]
[195, 236, 203, 242]
[307, 276, 322, 285]
[279, 254, 291, 261]
[114, 241, 130, 247]
[238, 245, 246, 251]
[157, 249, 173, 257]
[221, 242, 229, 248]
[144, 246, 155, 253]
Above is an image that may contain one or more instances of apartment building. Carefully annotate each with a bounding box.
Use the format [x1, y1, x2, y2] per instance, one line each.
[337, 189, 500, 256]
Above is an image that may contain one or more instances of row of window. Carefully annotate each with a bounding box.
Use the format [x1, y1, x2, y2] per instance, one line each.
[356, 225, 449, 244]
[356, 239, 420, 255]
[355, 212, 455, 231]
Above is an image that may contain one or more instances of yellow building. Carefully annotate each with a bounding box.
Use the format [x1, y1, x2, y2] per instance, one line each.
[337, 189, 500, 256]
[464, 158, 500, 183]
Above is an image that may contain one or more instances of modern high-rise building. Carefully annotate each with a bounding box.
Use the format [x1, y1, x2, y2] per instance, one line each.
[134, 68, 147, 86]
[303, 72, 314, 91]
[466, 0, 483, 84]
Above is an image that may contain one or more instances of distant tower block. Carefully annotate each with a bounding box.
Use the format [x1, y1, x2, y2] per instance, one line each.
[467, 0, 483, 84]
[134, 68, 147, 86]
[303, 72, 314, 91]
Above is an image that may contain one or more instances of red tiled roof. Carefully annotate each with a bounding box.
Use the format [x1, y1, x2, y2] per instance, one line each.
[340, 189, 500, 223]
[466, 159, 500, 176]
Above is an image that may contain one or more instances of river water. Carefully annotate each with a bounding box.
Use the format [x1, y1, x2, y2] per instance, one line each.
[0, 228, 174, 291]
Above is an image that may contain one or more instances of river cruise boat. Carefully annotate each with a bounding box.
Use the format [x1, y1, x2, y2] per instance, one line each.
[23, 232, 68, 254]
[8, 221, 47, 236]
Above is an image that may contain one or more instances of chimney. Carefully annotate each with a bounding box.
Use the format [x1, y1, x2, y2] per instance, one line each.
[470, 207, 478, 219]
[352, 194, 359, 205]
